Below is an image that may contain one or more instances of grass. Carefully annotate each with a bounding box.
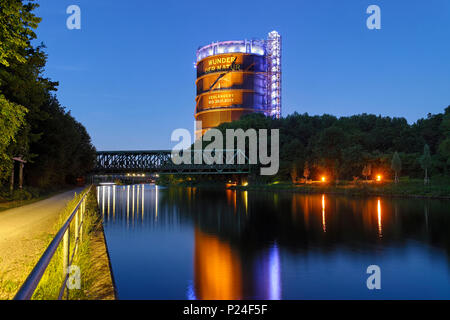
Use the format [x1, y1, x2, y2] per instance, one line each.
[232, 177, 450, 199]
[0, 187, 73, 213]
[29, 187, 103, 300]
[0, 278, 20, 297]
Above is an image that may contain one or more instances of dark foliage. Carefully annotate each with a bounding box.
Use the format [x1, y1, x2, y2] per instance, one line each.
[217, 108, 450, 182]
[0, 0, 95, 188]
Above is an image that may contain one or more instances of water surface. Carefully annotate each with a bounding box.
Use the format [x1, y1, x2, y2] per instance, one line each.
[99, 184, 450, 299]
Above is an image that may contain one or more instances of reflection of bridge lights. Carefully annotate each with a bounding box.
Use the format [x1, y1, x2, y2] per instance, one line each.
[113, 185, 116, 220]
[102, 186, 105, 216]
[155, 185, 158, 220]
[126, 185, 130, 228]
[141, 184, 145, 221]
[107, 186, 110, 217]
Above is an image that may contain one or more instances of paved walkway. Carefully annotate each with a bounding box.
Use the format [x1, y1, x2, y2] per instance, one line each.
[0, 188, 83, 299]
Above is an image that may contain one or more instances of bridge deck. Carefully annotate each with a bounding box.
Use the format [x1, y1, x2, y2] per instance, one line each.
[93, 150, 250, 175]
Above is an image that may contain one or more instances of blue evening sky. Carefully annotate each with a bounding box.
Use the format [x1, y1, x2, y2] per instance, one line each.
[34, 0, 450, 150]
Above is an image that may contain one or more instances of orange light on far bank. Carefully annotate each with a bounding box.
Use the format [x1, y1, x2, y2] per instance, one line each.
[321, 176, 326, 182]
[376, 175, 382, 182]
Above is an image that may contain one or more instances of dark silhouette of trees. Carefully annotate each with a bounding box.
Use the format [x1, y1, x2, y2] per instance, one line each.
[0, 0, 95, 189]
[391, 152, 402, 183]
[419, 144, 432, 184]
[362, 164, 372, 180]
[218, 106, 450, 182]
[303, 161, 310, 181]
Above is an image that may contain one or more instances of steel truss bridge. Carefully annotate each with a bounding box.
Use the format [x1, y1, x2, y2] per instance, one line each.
[93, 150, 250, 175]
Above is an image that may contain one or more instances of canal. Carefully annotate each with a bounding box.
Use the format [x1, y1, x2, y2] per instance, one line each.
[98, 184, 450, 299]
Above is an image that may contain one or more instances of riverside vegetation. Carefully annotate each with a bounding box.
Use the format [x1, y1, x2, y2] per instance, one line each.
[31, 187, 114, 300]
[0, 0, 96, 200]
[159, 107, 450, 198]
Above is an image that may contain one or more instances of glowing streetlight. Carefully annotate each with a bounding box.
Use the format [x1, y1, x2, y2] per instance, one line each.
[321, 176, 326, 182]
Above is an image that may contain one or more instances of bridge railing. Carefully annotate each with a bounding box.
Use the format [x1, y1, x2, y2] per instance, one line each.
[14, 186, 92, 300]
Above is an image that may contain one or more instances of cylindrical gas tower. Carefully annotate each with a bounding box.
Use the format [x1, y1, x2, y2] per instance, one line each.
[195, 31, 281, 137]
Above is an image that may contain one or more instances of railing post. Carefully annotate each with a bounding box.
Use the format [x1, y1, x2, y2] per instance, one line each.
[75, 210, 79, 242]
[80, 199, 84, 242]
[62, 228, 70, 291]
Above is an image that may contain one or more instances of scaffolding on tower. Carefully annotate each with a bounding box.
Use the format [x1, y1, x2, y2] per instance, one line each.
[266, 31, 282, 119]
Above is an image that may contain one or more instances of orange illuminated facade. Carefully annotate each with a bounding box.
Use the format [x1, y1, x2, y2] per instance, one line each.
[195, 32, 282, 137]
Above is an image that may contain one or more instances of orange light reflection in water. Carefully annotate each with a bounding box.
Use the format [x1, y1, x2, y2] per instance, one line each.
[226, 189, 237, 212]
[244, 191, 248, 214]
[194, 229, 242, 300]
[322, 194, 326, 233]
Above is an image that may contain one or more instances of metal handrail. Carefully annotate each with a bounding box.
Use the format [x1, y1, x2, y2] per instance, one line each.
[14, 186, 92, 300]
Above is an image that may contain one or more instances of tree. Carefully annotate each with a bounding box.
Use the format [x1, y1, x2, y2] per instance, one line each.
[333, 159, 340, 184]
[0, 0, 40, 181]
[0, 0, 95, 188]
[0, 0, 41, 66]
[419, 144, 432, 184]
[438, 107, 450, 172]
[0, 94, 27, 179]
[391, 152, 402, 183]
[362, 163, 372, 180]
[303, 161, 310, 181]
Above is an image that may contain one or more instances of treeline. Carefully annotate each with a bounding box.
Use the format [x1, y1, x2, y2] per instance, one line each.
[0, 0, 95, 189]
[217, 107, 450, 182]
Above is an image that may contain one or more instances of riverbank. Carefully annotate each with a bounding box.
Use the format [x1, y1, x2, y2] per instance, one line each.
[160, 178, 450, 200]
[0, 187, 116, 300]
[31, 187, 116, 300]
